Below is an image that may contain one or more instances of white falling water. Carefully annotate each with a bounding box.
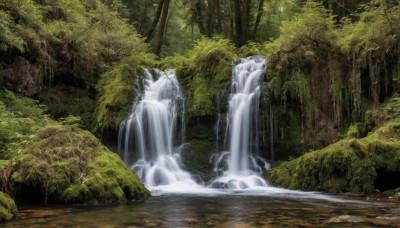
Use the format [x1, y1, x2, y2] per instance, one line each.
[118, 69, 198, 190]
[210, 56, 270, 189]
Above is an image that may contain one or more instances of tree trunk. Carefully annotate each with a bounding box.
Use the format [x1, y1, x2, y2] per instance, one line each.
[216, 0, 222, 34]
[138, 0, 148, 34]
[233, 0, 243, 46]
[146, 0, 165, 43]
[194, 0, 207, 35]
[252, 0, 264, 40]
[154, 0, 171, 55]
[207, 0, 215, 37]
[242, 0, 251, 43]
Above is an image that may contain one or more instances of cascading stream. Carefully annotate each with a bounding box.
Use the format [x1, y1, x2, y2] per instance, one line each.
[118, 69, 197, 190]
[211, 56, 270, 189]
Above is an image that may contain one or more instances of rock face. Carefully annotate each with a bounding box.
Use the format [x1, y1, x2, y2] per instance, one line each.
[0, 192, 17, 222]
[0, 57, 42, 97]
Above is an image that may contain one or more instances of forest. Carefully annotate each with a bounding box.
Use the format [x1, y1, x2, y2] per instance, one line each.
[0, 0, 400, 224]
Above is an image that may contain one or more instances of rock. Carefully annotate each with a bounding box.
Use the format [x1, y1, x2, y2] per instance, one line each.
[325, 215, 364, 223]
[0, 191, 17, 222]
[0, 57, 42, 96]
[9, 121, 150, 204]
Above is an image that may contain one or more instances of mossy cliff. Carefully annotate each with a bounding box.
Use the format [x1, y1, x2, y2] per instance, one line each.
[266, 120, 400, 194]
[0, 91, 150, 205]
[264, 1, 400, 160]
[0, 192, 17, 222]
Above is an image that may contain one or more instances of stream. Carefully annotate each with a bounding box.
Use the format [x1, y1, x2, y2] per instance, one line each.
[5, 193, 400, 227]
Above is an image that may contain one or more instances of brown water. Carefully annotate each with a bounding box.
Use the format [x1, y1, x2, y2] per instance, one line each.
[4, 194, 400, 227]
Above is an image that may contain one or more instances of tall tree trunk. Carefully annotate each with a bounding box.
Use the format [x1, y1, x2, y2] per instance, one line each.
[154, 0, 171, 55]
[233, 0, 243, 46]
[146, 0, 165, 42]
[228, 0, 235, 39]
[194, 0, 207, 35]
[138, 0, 148, 34]
[252, 0, 264, 40]
[216, 0, 222, 34]
[243, 0, 251, 43]
[207, 0, 215, 37]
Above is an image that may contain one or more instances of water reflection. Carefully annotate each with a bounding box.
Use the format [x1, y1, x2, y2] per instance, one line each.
[5, 195, 400, 227]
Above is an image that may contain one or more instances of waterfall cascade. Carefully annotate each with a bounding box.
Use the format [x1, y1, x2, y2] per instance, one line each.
[210, 56, 270, 189]
[118, 69, 197, 190]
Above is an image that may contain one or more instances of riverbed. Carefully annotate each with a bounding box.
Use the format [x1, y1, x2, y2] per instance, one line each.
[4, 192, 400, 227]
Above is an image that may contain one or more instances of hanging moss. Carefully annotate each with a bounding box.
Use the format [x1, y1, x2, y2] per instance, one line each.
[0, 191, 17, 222]
[267, 121, 400, 194]
[93, 53, 156, 134]
[160, 37, 235, 118]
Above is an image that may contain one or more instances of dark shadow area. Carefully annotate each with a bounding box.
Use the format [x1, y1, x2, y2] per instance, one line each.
[374, 169, 400, 192]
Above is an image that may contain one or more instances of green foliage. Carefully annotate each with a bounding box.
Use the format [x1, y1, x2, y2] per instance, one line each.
[0, 0, 148, 87]
[267, 121, 400, 194]
[337, 2, 400, 107]
[0, 91, 47, 159]
[0, 10, 24, 52]
[161, 37, 235, 117]
[93, 52, 156, 133]
[38, 84, 95, 129]
[0, 191, 17, 222]
[9, 122, 150, 204]
[264, 1, 345, 154]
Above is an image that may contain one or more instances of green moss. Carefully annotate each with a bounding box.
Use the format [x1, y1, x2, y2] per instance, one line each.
[181, 139, 216, 182]
[346, 124, 360, 139]
[38, 84, 95, 129]
[381, 188, 400, 197]
[0, 91, 47, 159]
[267, 121, 400, 194]
[0, 192, 17, 222]
[93, 53, 156, 134]
[9, 122, 150, 204]
[160, 37, 235, 118]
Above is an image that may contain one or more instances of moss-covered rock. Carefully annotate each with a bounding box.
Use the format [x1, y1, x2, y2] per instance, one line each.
[8, 118, 150, 204]
[182, 139, 216, 182]
[266, 121, 400, 194]
[0, 192, 17, 222]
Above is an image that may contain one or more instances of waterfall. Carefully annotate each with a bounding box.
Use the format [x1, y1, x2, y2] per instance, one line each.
[211, 56, 270, 189]
[118, 69, 197, 190]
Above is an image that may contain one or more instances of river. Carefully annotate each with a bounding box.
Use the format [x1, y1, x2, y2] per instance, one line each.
[5, 192, 400, 227]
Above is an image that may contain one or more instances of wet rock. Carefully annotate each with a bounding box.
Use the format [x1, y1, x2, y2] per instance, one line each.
[0, 57, 42, 96]
[210, 181, 228, 189]
[325, 215, 364, 223]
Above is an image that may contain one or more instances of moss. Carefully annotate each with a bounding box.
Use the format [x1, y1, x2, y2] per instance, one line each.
[0, 192, 17, 222]
[0, 90, 47, 159]
[181, 139, 216, 182]
[267, 121, 400, 194]
[93, 53, 156, 134]
[381, 188, 400, 197]
[346, 124, 361, 139]
[9, 121, 150, 204]
[160, 37, 235, 118]
[38, 84, 96, 129]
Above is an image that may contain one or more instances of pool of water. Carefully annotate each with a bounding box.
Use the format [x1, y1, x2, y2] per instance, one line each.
[4, 193, 400, 227]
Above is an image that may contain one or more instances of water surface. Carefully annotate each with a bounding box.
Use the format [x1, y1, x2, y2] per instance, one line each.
[5, 193, 400, 227]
